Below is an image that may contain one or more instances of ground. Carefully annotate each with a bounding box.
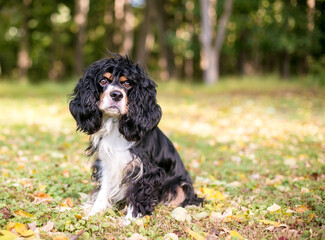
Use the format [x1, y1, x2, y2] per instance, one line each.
[0, 77, 324, 240]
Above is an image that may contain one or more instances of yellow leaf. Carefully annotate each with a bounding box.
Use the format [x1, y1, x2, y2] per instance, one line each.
[14, 223, 27, 234]
[39, 185, 46, 192]
[259, 220, 281, 227]
[0, 230, 18, 240]
[75, 214, 82, 220]
[5, 223, 16, 231]
[294, 205, 309, 213]
[229, 230, 244, 239]
[306, 213, 314, 223]
[18, 165, 24, 170]
[201, 188, 226, 200]
[14, 209, 35, 219]
[63, 198, 73, 207]
[267, 203, 281, 212]
[183, 226, 206, 240]
[53, 235, 69, 240]
[19, 230, 34, 237]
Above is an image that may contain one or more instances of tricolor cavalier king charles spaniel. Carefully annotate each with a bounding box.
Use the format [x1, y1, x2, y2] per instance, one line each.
[69, 54, 203, 221]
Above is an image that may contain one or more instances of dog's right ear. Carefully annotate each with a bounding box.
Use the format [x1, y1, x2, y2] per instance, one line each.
[69, 72, 102, 135]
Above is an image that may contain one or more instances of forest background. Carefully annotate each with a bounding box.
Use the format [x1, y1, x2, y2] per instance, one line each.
[1, 0, 325, 85]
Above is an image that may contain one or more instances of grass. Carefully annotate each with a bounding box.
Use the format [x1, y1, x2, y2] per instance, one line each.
[0, 77, 324, 240]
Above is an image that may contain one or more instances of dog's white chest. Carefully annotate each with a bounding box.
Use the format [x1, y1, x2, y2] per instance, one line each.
[91, 118, 134, 203]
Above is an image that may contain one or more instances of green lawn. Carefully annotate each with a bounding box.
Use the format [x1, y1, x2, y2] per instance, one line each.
[0, 78, 324, 240]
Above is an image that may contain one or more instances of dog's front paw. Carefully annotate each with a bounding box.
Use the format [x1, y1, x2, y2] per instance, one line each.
[87, 199, 112, 216]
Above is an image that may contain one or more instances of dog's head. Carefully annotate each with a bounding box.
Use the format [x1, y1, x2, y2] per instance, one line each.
[69, 55, 162, 141]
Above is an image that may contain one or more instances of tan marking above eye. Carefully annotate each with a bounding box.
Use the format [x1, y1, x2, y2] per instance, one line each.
[119, 76, 128, 81]
[103, 72, 112, 79]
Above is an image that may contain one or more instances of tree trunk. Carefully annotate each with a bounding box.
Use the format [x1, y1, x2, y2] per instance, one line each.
[153, 0, 175, 79]
[113, 0, 125, 53]
[74, 0, 89, 75]
[136, 0, 153, 65]
[200, 0, 213, 84]
[17, 0, 32, 83]
[122, 0, 134, 56]
[281, 51, 290, 79]
[200, 0, 233, 84]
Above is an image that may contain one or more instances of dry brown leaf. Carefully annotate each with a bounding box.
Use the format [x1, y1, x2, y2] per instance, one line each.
[40, 221, 54, 232]
[62, 169, 70, 178]
[31, 192, 53, 203]
[294, 205, 309, 213]
[127, 233, 147, 240]
[0, 207, 11, 219]
[267, 203, 281, 212]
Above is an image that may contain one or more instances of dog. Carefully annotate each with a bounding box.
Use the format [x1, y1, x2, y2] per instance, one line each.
[69, 54, 203, 221]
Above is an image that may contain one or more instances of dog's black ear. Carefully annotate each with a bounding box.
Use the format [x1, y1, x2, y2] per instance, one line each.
[69, 69, 102, 135]
[119, 65, 162, 141]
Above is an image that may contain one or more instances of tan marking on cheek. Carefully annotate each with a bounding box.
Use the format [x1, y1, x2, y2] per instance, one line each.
[168, 187, 186, 207]
[98, 92, 109, 110]
[103, 72, 112, 79]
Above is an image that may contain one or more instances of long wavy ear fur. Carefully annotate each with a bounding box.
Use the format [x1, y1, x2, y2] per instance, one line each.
[119, 64, 162, 141]
[69, 65, 102, 135]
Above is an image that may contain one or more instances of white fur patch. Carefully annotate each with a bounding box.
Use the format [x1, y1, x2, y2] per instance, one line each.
[88, 118, 138, 216]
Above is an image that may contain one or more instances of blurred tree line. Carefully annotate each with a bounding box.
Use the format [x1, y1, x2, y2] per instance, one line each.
[0, 0, 324, 84]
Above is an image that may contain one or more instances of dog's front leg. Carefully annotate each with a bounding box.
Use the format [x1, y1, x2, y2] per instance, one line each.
[88, 174, 112, 216]
[124, 205, 142, 225]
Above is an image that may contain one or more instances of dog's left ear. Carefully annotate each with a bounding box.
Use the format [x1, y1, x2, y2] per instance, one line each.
[119, 65, 162, 141]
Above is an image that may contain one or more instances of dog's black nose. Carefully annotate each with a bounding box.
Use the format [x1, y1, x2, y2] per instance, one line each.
[110, 90, 123, 102]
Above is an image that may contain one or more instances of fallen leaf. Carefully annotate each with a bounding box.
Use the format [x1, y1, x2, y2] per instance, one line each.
[201, 188, 226, 200]
[64, 198, 73, 207]
[40, 221, 54, 232]
[75, 214, 82, 220]
[62, 169, 70, 178]
[229, 230, 244, 239]
[14, 223, 34, 237]
[14, 209, 35, 219]
[300, 187, 309, 193]
[70, 229, 85, 240]
[163, 233, 179, 240]
[278, 237, 288, 240]
[127, 233, 147, 240]
[306, 213, 314, 222]
[193, 212, 209, 221]
[265, 226, 275, 231]
[5, 223, 16, 231]
[259, 220, 281, 227]
[53, 235, 69, 240]
[0, 230, 18, 240]
[171, 207, 188, 222]
[267, 203, 281, 212]
[31, 192, 53, 203]
[294, 205, 308, 213]
[27, 221, 37, 231]
[183, 226, 206, 240]
[0, 207, 11, 219]
[39, 185, 46, 192]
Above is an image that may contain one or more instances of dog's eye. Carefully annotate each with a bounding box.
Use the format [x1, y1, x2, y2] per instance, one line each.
[122, 81, 132, 89]
[99, 78, 109, 86]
